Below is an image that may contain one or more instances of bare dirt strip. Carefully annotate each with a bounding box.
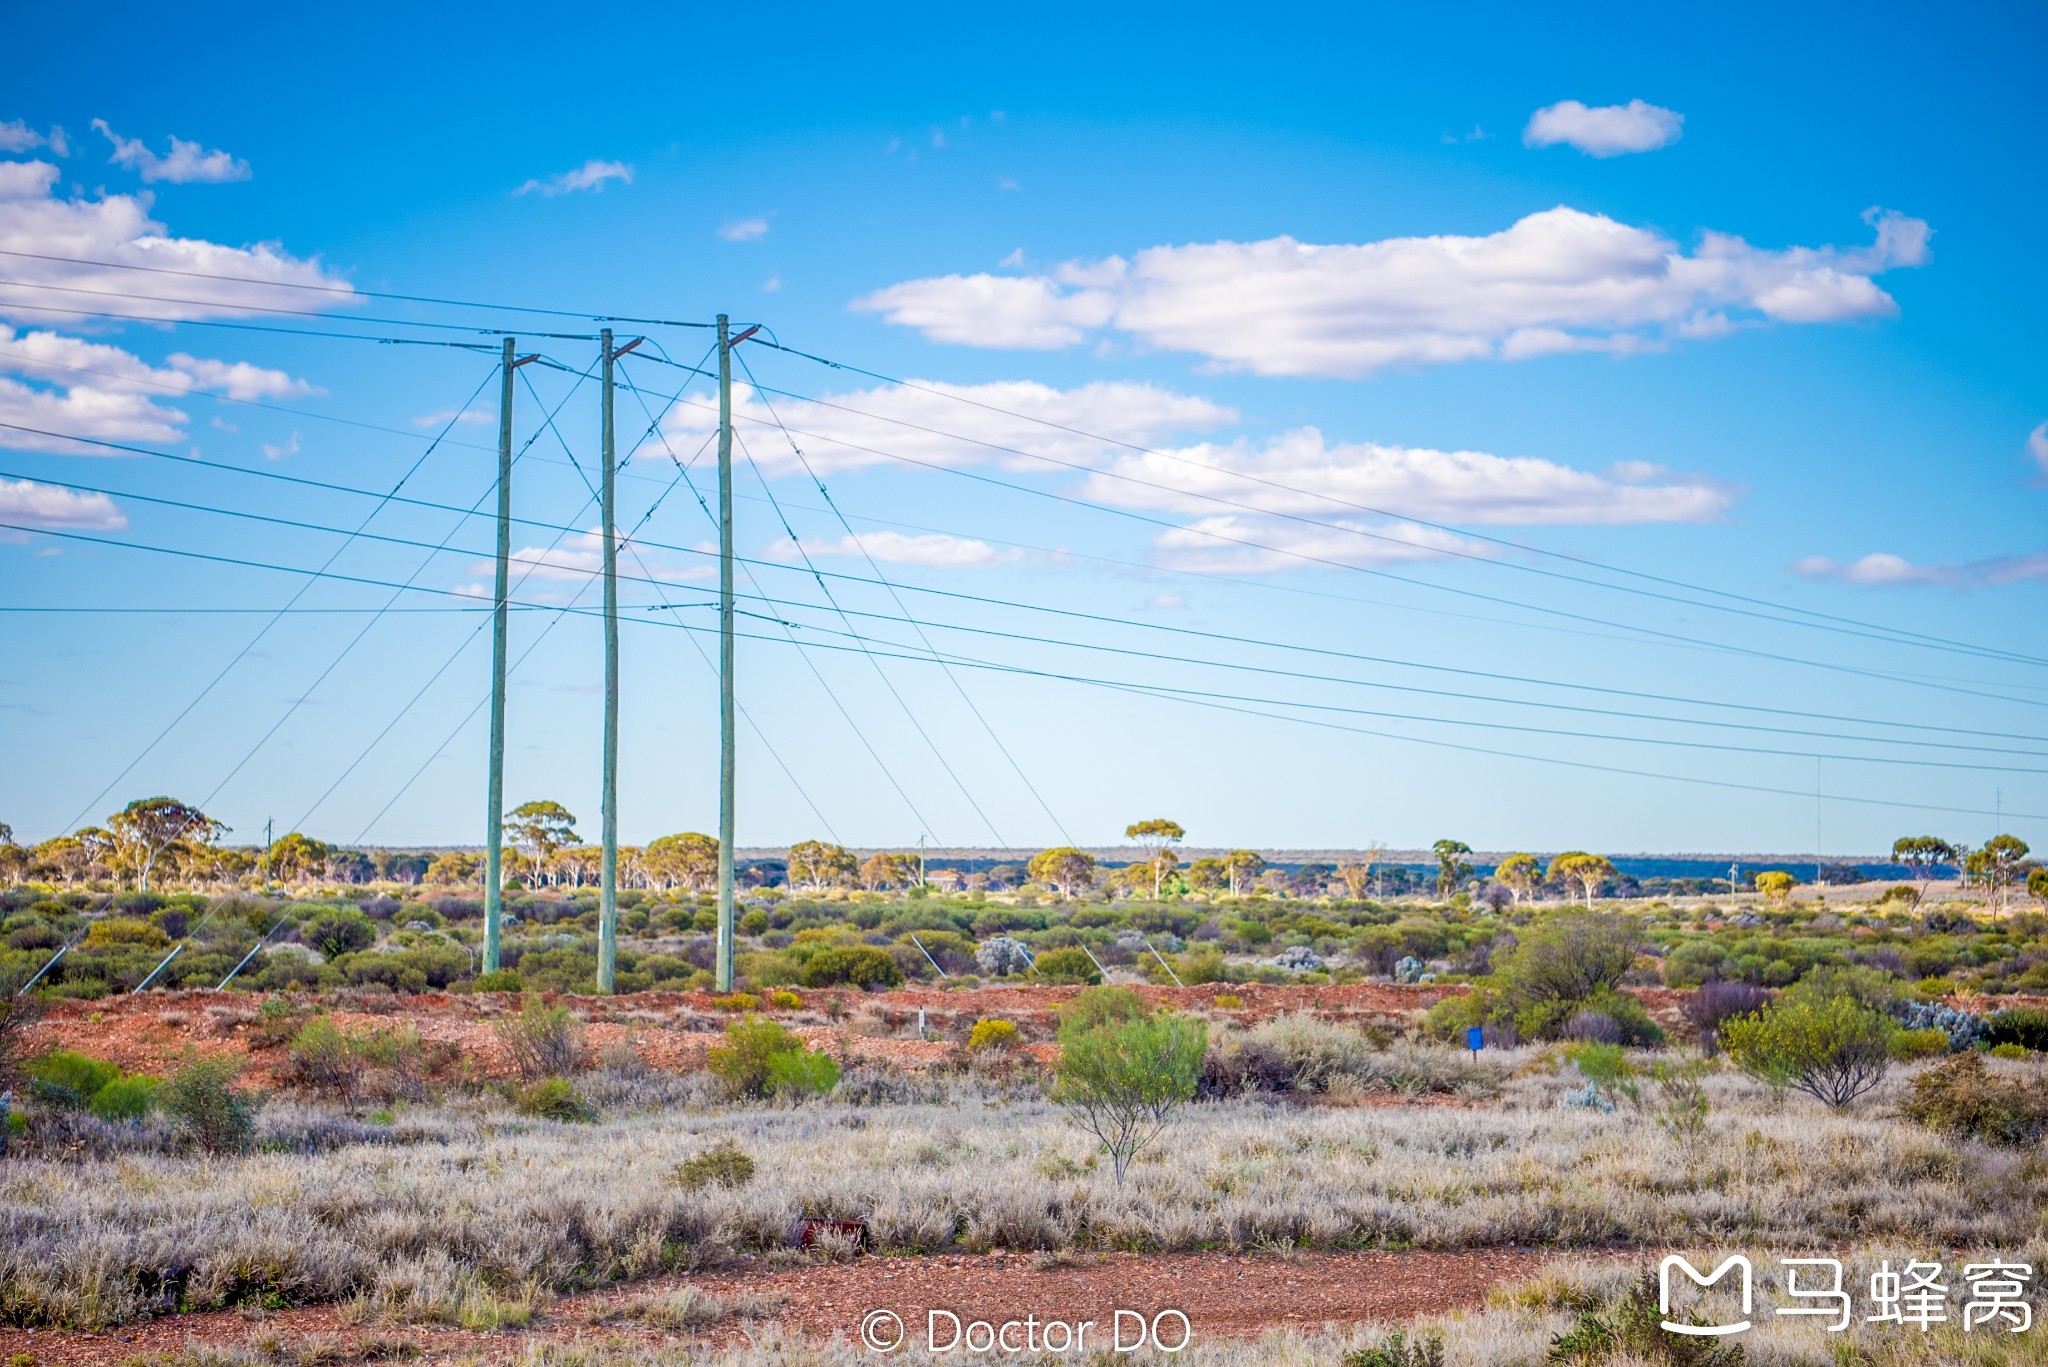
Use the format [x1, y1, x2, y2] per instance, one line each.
[0, 1248, 1588, 1364]
[23, 982, 1474, 1083]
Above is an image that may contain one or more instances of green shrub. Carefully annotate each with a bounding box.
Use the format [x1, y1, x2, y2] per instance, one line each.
[1343, 1331, 1446, 1367]
[494, 996, 582, 1080]
[472, 969, 525, 993]
[159, 1056, 258, 1153]
[766, 989, 803, 1010]
[1051, 1008, 1206, 1184]
[1901, 1051, 2048, 1145]
[706, 1015, 831, 1099]
[286, 1015, 366, 1106]
[1888, 1027, 1950, 1061]
[1058, 985, 1152, 1036]
[968, 1017, 1021, 1052]
[765, 1048, 840, 1096]
[799, 946, 903, 990]
[1548, 1273, 1744, 1365]
[1648, 1057, 1712, 1144]
[87, 1073, 159, 1122]
[302, 909, 377, 959]
[1720, 995, 1893, 1109]
[513, 1076, 594, 1122]
[1985, 1007, 2048, 1053]
[713, 992, 761, 1011]
[82, 917, 169, 950]
[1989, 1042, 2030, 1060]
[25, 1050, 120, 1109]
[1212, 993, 1244, 1010]
[1030, 946, 1101, 985]
[670, 1139, 756, 1191]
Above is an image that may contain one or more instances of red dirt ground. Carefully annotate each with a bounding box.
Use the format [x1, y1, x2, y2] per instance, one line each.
[23, 981, 1467, 1082]
[0, 1248, 1597, 1364]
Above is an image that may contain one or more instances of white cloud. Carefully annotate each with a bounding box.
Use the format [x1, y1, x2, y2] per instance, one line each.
[854, 207, 1929, 376]
[0, 159, 354, 323]
[412, 408, 492, 428]
[484, 530, 713, 590]
[0, 121, 67, 155]
[1082, 429, 1734, 527]
[0, 476, 124, 530]
[1790, 552, 1955, 587]
[658, 377, 1235, 479]
[1152, 515, 1493, 574]
[1790, 550, 2048, 589]
[0, 373, 187, 452]
[0, 325, 316, 451]
[718, 216, 771, 242]
[1524, 99, 1683, 157]
[773, 530, 1020, 569]
[161, 353, 314, 401]
[91, 119, 249, 184]
[1143, 593, 1187, 611]
[261, 431, 299, 461]
[761, 276, 781, 293]
[2028, 422, 2048, 477]
[514, 159, 633, 197]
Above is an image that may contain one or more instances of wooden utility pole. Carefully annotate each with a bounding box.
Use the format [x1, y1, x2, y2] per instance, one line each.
[484, 336, 516, 974]
[598, 329, 620, 992]
[715, 315, 738, 992]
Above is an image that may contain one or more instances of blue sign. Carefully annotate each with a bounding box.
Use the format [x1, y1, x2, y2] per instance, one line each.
[1467, 1026, 1484, 1052]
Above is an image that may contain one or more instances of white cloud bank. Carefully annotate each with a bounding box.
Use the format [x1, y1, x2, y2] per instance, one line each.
[91, 120, 249, 184]
[658, 377, 1238, 479]
[515, 160, 633, 197]
[853, 206, 1931, 377]
[0, 323, 317, 453]
[0, 159, 354, 323]
[1083, 431, 1733, 527]
[2029, 422, 2048, 477]
[1524, 100, 1683, 156]
[0, 159, 339, 455]
[0, 476, 125, 530]
[659, 373, 1732, 575]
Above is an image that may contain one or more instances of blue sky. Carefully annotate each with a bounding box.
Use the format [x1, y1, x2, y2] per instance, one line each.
[1, 1, 2043, 857]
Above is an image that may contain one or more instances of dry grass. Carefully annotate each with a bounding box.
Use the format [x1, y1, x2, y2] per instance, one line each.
[5, 1053, 2045, 1331]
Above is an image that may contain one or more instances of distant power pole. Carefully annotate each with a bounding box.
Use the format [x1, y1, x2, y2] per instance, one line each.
[484, 336, 523, 975]
[918, 833, 927, 888]
[262, 816, 273, 882]
[715, 314, 738, 992]
[598, 329, 620, 993]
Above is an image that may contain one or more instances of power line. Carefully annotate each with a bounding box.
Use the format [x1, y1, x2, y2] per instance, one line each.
[12, 508, 2045, 778]
[600, 364, 885, 844]
[502, 346, 846, 845]
[50, 366, 499, 834]
[0, 276, 602, 340]
[0, 296, 508, 349]
[752, 339, 2048, 670]
[14, 515, 2042, 822]
[732, 346, 1077, 848]
[0, 246, 722, 329]
[16, 465, 2048, 753]
[26, 410, 2048, 717]
[666, 388, 2048, 710]
[197, 359, 603, 812]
